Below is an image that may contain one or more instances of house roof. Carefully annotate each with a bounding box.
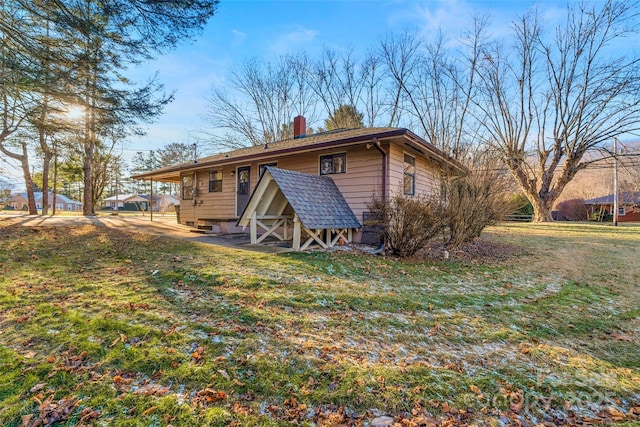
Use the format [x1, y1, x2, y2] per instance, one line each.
[238, 167, 361, 230]
[132, 127, 466, 182]
[103, 194, 149, 202]
[584, 192, 640, 205]
[13, 192, 80, 204]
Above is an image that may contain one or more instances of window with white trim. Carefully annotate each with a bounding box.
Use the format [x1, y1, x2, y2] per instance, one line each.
[610, 206, 626, 216]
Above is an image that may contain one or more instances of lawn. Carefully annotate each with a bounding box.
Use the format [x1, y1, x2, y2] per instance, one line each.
[0, 218, 638, 426]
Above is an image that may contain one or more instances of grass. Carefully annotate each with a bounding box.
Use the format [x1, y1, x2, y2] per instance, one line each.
[0, 218, 638, 426]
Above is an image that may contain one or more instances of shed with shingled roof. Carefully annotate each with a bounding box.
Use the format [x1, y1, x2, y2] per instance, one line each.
[237, 167, 361, 250]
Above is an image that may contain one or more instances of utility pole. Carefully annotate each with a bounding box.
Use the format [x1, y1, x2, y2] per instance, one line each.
[613, 138, 619, 226]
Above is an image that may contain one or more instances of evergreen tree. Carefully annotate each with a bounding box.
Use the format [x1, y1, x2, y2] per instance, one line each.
[325, 105, 364, 130]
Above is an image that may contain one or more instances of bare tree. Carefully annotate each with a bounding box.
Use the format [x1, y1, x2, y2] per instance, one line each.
[204, 54, 316, 149]
[308, 48, 369, 127]
[379, 31, 421, 128]
[475, 1, 640, 221]
[360, 51, 387, 127]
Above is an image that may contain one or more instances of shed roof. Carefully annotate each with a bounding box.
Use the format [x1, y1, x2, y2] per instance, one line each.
[238, 167, 361, 230]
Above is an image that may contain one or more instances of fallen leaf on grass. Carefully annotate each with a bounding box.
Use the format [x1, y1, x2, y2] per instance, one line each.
[143, 406, 158, 415]
[29, 383, 46, 394]
[191, 347, 204, 362]
[606, 407, 627, 421]
[34, 395, 79, 426]
[78, 407, 101, 423]
[192, 388, 227, 407]
[611, 333, 633, 342]
[19, 414, 33, 427]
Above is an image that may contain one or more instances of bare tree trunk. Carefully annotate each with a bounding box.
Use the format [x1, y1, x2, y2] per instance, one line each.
[19, 142, 38, 215]
[40, 149, 52, 215]
[531, 198, 555, 222]
[82, 129, 94, 216]
[52, 149, 58, 215]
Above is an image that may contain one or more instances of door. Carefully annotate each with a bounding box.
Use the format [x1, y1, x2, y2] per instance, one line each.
[236, 166, 251, 216]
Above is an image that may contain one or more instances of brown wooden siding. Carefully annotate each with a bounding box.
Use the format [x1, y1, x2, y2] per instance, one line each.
[179, 144, 385, 227]
[387, 142, 441, 199]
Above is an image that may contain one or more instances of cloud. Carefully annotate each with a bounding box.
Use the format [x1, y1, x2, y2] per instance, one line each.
[231, 29, 247, 45]
[386, 0, 526, 42]
[268, 26, 319, 54]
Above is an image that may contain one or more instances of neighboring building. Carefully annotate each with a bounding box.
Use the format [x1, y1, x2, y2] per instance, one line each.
[9, 192, 82, 211]
[584, 192, 640, 222]
[153, 194, 180, 213]
[103, 194, 180, 212]
[132, 116, 466, 249]
[103, 194, 150, 211]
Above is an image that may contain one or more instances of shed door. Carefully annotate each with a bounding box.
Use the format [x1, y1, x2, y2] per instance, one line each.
[236, 166, 251, 216]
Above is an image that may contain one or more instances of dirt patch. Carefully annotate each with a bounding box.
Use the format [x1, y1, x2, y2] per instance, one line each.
[419, 238, 527, 262]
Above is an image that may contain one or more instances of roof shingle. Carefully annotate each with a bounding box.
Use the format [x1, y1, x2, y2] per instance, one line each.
[264, 167, 361, 230]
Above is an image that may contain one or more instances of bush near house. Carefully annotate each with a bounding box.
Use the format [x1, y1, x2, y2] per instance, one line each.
[371, 165, 516, 256]
[369, 195, 446, 257]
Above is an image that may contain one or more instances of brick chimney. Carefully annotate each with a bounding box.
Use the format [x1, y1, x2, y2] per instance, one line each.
[293, 115, 306, 139]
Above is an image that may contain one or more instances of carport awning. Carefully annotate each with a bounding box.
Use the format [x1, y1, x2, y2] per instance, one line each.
[238, 167, 361, 230]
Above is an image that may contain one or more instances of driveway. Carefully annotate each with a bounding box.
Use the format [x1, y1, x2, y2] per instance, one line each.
[0, 213, 289, 253]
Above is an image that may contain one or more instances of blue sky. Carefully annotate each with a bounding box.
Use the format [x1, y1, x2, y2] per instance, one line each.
[124, 0, 562, 154]
[0, 0, 578, 187]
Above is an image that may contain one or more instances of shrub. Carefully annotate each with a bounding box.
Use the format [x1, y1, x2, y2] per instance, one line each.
[370, 150, 518, 256]
[555, 198, 587, 221]
[444, 151, 518, 248]
[509, 193, 533, 216]
[369, 194, 446, 257]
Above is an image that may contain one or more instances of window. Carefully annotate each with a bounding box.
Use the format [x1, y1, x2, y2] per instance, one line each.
[259, 162, 277, 178]
[611, 206, 626, 216]
[182, 174, 194, 200]
[208, 170, 222, 192]
[403, 154, 416, 195]
[237, 167, 250, 195]
[319, 153, 346, 175]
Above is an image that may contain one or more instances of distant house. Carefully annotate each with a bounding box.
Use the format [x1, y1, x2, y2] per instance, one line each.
[153, 194, 180, 213]
[584, 192, 640, 222]
[103, 194, 179, 212]
[9, 192, 82, 211]
[132, 116, 466, 249]
[103, 194, 150, 211]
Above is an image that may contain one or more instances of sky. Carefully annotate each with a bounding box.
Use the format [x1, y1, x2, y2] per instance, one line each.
[123, 0, 561, 153]
[0, 0, 584, 188]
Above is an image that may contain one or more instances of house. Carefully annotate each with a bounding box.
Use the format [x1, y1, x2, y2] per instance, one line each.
[584, 192, 640, 222]
[103, 194, 179, 212]
[132, 116, 466, 249]
[9, 192, 82, 211]
[103, 194, 151, 211]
